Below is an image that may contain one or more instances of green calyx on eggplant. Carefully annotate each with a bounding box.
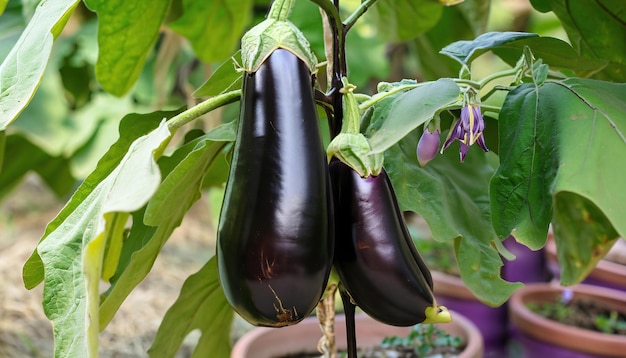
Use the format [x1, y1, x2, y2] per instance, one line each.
[330, 159, 451, 326]
[217, 49, 334, 327]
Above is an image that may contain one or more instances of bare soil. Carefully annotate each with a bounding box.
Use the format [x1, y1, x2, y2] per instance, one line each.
[0, 175, 239, 357]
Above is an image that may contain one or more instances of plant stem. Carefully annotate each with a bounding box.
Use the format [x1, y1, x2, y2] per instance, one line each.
[344, 0, 379, 31]
[308, 0, 342, 37]
[268, 0, 295, 21]
[167, 90, 241, 132]
[478, 67, 520, 88]
[340, 288, 357, 358]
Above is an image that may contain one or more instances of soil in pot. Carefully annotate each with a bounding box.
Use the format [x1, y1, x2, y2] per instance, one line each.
[509, 283, 626, 358]
[527, 291, 626, 335]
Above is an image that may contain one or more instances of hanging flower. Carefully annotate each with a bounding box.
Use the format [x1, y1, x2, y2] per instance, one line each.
[416, 128, 440, 167]
[440, 103, 488, 162]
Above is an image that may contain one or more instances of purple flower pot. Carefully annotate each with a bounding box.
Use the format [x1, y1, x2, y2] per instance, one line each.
[502, 236, 550, 284]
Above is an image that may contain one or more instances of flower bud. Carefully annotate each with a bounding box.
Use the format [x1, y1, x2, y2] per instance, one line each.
[417, 129, 440, 167]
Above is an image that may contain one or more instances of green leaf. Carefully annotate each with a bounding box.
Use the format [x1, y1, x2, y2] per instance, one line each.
[0, 0, 8, 15]
[490, 84, 556, 248]
[491, 79, 626, 284]
[193, 52, 243, 98]
[368, 0, 443, 41]
[490, 36, 608, 77]
[0, 134, 75, 200]
[83, 0, 172, 96]
[385, 131, 521, 306]
[168, 0, 252, 63]
[148, 257, 234, 358]
[35, 121, 171, 357]
[0, 130, 5, 176]
[100, 124, 235, 329]
[544, 0, 626, 81]
[454, 0, 490, 36]
[0, 0, 80, 130]
[23, 110, 178, 290]
[367, 79, 460, 154]
[440, 31, 538, 65]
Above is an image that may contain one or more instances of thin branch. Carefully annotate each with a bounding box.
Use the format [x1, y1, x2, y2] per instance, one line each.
[167, 90, 241, 131]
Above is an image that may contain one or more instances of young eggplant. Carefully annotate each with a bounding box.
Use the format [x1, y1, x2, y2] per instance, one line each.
[330, 159, 446, 326]
[217, 49, 333, 327]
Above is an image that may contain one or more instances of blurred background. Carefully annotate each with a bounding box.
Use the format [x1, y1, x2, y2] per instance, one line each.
[0, 0, 565, 356]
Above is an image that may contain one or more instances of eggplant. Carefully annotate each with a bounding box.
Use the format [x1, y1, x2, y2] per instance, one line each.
[330, 159, 436, 326]
[217, 49, 333, 327]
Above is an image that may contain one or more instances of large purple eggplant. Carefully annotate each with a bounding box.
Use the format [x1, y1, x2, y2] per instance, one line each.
[216, 49, 333, 327]
[330, 159, 436, 326]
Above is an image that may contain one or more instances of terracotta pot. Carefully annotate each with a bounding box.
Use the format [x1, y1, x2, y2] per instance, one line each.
[546, 237, 626, 292]
[509, 283, 626, 357]
[432, 270, 507, 357]
[231, 311, 483, 358]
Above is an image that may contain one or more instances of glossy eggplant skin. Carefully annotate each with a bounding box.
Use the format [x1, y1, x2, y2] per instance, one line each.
[330, 160, 434, 326]
[217, 49, 333, 327]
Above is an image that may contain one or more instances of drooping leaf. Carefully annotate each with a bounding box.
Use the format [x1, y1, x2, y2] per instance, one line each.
[23, 110, 179, 290]
[193, 52, 243, 98]
[35, 121, 171, 357]
[83, 0, 172, 96]
[169, 0, 252, 63]
[99, 123, 236, 329]
[148, 257, 234, 358]
[367, 79, 460, 154]
[385, 130, 521, 306]
[440, 31, 538, 65]
[491, 78, 626, 284]
[0, 134, 75, 200]
[542, 0, 626, 82]
[368, 0, 443, 41]
[0, 0, 80, 130]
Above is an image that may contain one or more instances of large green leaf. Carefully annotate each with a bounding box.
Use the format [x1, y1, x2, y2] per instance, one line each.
[368, 0, 443, 41]
[367, 79, 460, 154]
[99, 123, 236, 329]
[34, 121, 171, 357]
[169, 0, 252, 63]
[490, 36, 608, 78]
[0, 0, 80, 130]
[385, 131, 521, 306]
[539, 0, 626, 82]
[83, 0, 172, 96]
[0, 134, 75, 199]
[22, 110, 178, 289]
[491, 79, 626, 284]
[148, 257, 234, 358]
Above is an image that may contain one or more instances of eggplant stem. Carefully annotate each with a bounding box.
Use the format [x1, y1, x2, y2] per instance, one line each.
[340, 287, 357, 358]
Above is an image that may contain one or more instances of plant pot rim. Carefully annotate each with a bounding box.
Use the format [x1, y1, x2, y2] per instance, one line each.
[231, 310, 483, 358]
[432, 270, 476, 300]
[509, 282, 626, 356]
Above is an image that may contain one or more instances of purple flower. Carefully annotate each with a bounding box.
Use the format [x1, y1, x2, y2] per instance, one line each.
[441, 104, 489, 162]
[561, 288, 574, 304]
[417, 129, 440, 167]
